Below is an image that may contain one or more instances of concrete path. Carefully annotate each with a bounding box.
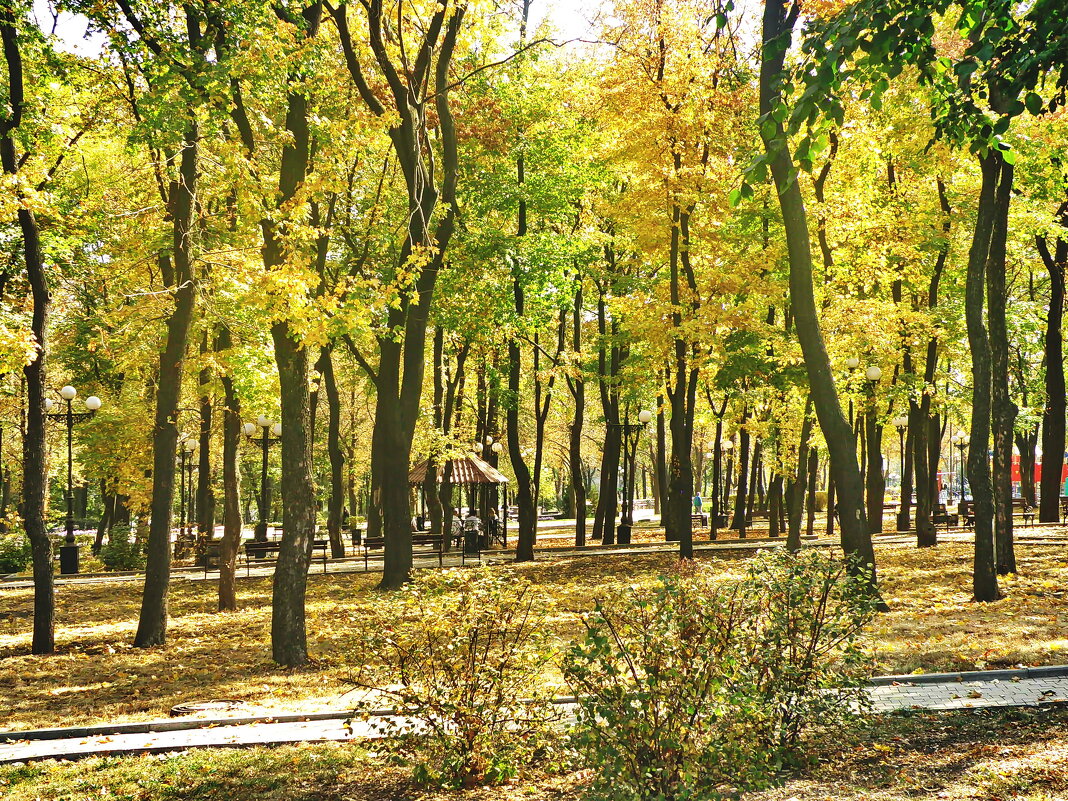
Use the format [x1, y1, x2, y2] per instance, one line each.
[3, 667, 1068, 764]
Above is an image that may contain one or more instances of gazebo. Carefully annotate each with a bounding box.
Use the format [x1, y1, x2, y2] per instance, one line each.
[408, 454, 509, 546]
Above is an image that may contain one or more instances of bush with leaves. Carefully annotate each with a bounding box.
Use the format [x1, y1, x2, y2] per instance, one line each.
[0, 530, 32, 574]
[563, 549, 877, 801]
[98, 529, 145, 571]
[348, 568, 563, 789]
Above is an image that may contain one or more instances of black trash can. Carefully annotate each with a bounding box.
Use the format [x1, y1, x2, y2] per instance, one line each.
[464, 526, 480, 555]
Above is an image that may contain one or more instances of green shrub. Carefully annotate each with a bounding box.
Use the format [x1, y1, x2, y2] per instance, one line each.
[0, 531, 32, 574]
[98, 529, 145, 571]
[563, 549, 877, 801]
[348, 569, 562, 789]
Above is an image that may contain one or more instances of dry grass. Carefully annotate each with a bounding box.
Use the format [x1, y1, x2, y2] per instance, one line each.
[1, 537, 1067, 731]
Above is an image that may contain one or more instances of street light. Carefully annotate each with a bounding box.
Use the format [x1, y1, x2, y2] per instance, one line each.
[177, 436, 196, 554]
[893, 415, 908, 486]
[952, 433, 970, 502]
[245, 417, 282, 540]
[46, 385, 103, 574]
[609, 408, 653, 545]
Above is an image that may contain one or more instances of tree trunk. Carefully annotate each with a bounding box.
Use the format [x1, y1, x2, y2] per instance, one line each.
[987, 158, 1016, 576]
[1016, 427, 1039, 508]
[217, 326, 242, 612]
[759, 0, 878, 596]
[865, 405, 885, 535]
[269, 324, 317, 666]
[196, 331, 215, 550]
[655, 396, 668, 521]
[508, 288, 536, 561]
[320, 347, 346, 558]
[787, 398, 813, 552]
[912, 400, 936, 547]
[1, 9, 53, 650]
[898, 420, 914, 532]
[806, 448, 818, 538]
[1038, 216, 1067, 522]
[594, 425, 620, 544]
[967, 152, 1003, 602]
[745, 439, 762, 525]
[332, 2, 463, 588]
[135, 123, 199, 648]
[569, 279, 586, 546]
[767, 472, 783, 537]
[730, 409, 751, 532]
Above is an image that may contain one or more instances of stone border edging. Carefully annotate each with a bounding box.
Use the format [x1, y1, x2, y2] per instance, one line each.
[0, 696, 584, 745]
[868, 664, 1068, 686]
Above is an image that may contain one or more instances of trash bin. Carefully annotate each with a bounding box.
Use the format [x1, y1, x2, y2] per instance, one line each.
[464, 526, 480, 555]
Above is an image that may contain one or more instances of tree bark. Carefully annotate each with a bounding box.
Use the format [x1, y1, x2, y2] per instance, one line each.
[2, 5, 54, 652]
[967, 151, 1003, 602]
[567, 276, 587, 546]
[331, 1, 463, 588]
[1038, 211, 1067, 522]
[196, 331, 215, 550]
[320, 347, 346, 558]
[865, 400, 885, 535]
[787, 397, 813, 552]
[730, 409, 751, 533]
[759, 0, 878, 597]
[806, 447, 818, 539]
[260, 5, 323, 665]
[217, 326, 242, 612]
[987, 157, 1016, 576]
[135, 122, 199, 648]
[269, 323, 317, 666]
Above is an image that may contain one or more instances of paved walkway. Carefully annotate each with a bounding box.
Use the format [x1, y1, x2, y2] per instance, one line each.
[2, 667, 1067, 764]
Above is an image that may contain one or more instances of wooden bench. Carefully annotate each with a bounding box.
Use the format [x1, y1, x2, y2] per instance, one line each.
[412, 533, 446, 567]
[359, 531, 479, 570]
[1012, 499, 1036, 527]
[243, 539, 328, 575]
[690, 513, 707, 528]
[958, 501, 1035, 528]
[932, 503, 959, 529]
[960, 501, 975, 528]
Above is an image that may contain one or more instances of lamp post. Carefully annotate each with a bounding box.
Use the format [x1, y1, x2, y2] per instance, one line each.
[845, 356, 860, 430]
[244, 417, 282, 540]
[45, 386, 102, 574]
[610, 408, 652, 545]
[893, 415, 908, 531]
[893, 415, 908, 488]
[720, 439, 734, 525]
[177, 436, 196, 554]
[952, 433, 970, 503]
[490, 440, 505, 546]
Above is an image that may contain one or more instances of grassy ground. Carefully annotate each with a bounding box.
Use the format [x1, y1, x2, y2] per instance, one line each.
[2, 706, 1068, 800]
[2, 537, 1068, 731]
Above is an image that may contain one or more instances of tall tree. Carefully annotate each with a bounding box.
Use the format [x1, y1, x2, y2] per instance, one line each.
[332, 0, 465, 588]
[757, 0, 879, 592]
[2, 1, 54, 653]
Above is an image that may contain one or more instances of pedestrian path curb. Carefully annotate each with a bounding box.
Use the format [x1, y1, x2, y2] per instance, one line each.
[869, 664, 1068, 686]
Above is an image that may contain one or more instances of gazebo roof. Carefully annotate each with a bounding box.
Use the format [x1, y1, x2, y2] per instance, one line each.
[408, 454, 510, 486]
